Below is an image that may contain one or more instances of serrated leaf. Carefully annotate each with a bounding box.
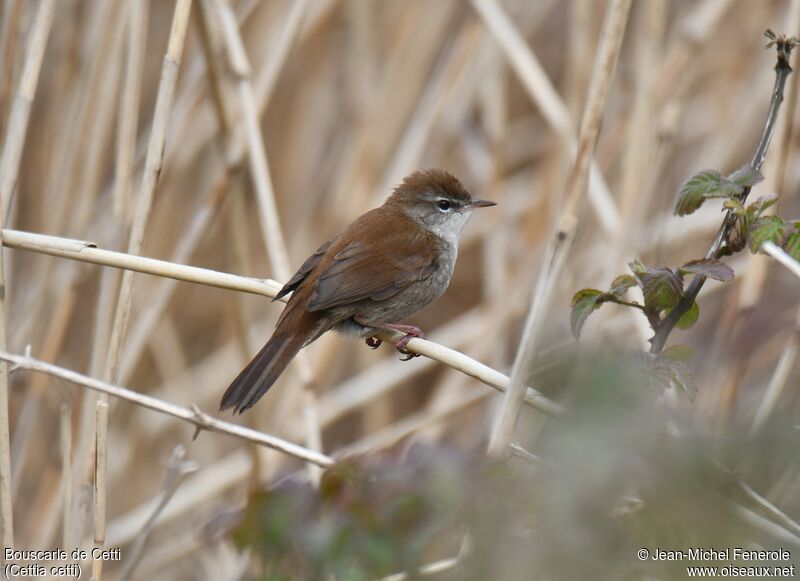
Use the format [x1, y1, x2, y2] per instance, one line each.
[784, 232, 800, 262]
[628, 260, 647, 275]
[749, 216, 788, 252]
[639, 267, 684, 312]
[680, 258, 735, 282]
[723, 198, 746, 216]
[674, 301, 699, 330]
[662, 344, 696, 362]
[745, 195, 778, 221]
[570, 289, 606, 339]
[609, 274, 637, 298]
[728, 165, 764, 188]
[674, 170, 740, 216]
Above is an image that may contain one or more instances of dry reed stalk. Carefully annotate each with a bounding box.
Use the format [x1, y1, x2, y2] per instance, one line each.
[113, 0, 149, 222]
[565, 0, 594, 119]
[10, 286, 75, 490]
[470, 0, 620, 235]
[318, 308, 485, 426]
[93, 400, 108, 580]
[12, 2, 122, 354]
[104, 0, 193, 387]
[42, 0, 116, 238]
[252, 0, 309, 114]
[2, 228, 563, 413]
[377, 21, 481, 196]
[0, 0, 57, 549]
[0, 0, 56, 218]
[763, 241, 800, 280]
[0, 0, 24, 125]
[0, 241, 12, 547]
[750, 308, 800, 435]
[5, 0, 797, 570]
[652, 0, 735, 109]
[68, 257, 122, 550]
[60, 403, 71, 548]
[487, 0, 632, 456]
[0, 351, 335, 468]
[617, 0, 665, 228]
[211, 0, 325, 485]
[9, 0, 129, 545]
[96, 0, 193, 569]
[119, 193, 227, 384]
[327, 1, 454, 219]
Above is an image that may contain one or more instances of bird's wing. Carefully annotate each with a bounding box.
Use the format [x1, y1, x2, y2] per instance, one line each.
[307, 210, 437, 312]
[273, 236, 337, 301]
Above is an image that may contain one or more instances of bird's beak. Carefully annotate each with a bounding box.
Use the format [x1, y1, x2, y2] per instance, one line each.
[468, 199, 497, 209]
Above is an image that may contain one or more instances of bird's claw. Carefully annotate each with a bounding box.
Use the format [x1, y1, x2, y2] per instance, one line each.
[398, 349, 419, 361]
[394, 329, 425, 361]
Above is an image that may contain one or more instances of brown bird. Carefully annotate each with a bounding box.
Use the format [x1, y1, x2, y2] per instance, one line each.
[220, 169, 496, 414]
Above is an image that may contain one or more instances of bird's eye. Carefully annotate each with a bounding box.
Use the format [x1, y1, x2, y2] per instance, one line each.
[437, 199, 452, 211]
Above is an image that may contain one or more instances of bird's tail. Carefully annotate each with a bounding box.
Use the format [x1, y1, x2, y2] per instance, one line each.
[219, 330, 305, 414]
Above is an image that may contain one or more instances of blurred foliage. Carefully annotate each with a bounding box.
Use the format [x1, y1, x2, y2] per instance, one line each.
[233, 349, 800, 580]
[233, 444, 474, 580]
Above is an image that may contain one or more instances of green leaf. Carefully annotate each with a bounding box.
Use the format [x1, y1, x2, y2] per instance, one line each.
[784, 232, 800, 262]
[749, 216, 788, 252]
[628, 260, 647, 276]
[680, 258, 735, 282]
[609, 274, 637, 298]
[723, 198, 746, 216]
[638, 267, 684, 312]
[662, 344, 696, 362]
[728, 165, 764, 188]
[674, 301, 699, 330]
[570, 289, 606, 339]
[674, 170, 740, 216]
[746, 195, 778, 221]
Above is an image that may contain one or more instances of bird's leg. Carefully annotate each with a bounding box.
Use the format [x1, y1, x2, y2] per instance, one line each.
[355, 318, 426, 361]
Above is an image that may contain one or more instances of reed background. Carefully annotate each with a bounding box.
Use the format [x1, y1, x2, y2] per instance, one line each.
[2, 0, 800, 578]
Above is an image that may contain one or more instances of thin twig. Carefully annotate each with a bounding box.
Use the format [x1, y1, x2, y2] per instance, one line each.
[119, 445, 199, 581]
[487, 0, 631, 455]
[0, 351, 335, 468]
[649, 32, 798, 354]
[107, 451, 251, 547]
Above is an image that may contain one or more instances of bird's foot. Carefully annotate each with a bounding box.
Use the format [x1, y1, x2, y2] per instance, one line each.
[355, 318, 425, 360]
[387, 324, 426, 361]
